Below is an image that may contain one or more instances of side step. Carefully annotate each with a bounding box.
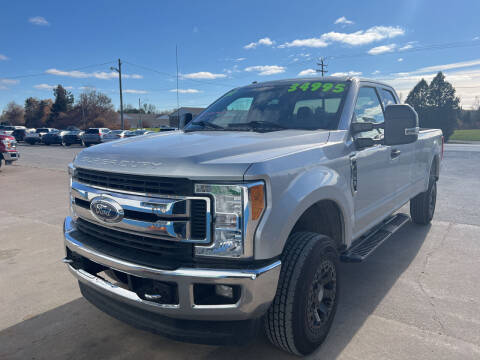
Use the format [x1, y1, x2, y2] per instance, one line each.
[341, 213, 410, 262]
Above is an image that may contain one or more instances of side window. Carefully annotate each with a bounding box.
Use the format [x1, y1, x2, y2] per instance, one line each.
[380, 89, 397, 109]
[353, 87, 384, 139]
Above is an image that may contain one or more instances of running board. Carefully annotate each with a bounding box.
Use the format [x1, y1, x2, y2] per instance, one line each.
[341, 213, 410, 262]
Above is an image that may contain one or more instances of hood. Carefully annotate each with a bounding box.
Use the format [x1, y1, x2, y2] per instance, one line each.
[74, 130, 330, 180]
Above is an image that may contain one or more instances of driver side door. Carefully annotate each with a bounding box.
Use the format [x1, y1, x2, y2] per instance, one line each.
[351, 86, 397, 238]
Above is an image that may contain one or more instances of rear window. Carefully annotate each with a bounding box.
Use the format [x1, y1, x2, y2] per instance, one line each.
[36, 128, 49, 133]
[86, 128, 100, 134]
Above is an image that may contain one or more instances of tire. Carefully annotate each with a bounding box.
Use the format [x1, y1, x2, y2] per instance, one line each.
[410, 177, 437, 225]
[265, 232, 339, 356]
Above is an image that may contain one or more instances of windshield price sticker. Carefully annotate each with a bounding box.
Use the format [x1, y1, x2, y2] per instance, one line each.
[287, 82, 345, 93]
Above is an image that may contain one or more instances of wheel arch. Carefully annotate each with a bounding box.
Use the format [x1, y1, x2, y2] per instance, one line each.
[289, 199, 346, 252]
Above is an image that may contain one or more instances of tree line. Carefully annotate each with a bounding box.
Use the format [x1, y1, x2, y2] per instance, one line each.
[0, 85, 130, 130]
[387, 71, 479, 141]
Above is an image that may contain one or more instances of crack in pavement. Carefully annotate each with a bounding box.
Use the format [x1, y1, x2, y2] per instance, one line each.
[416, 222, 454, 335]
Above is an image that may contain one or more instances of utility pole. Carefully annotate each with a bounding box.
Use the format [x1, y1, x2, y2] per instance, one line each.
[316, 57, 328, 77]
[138, 98, 142, 129]
[111, 59, 124, 130]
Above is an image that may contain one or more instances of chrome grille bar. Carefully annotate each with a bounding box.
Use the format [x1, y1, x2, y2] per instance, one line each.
[71, 181, 211, 243]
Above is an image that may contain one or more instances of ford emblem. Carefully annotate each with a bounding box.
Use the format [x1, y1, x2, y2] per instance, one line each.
[90, 197, 124, 223]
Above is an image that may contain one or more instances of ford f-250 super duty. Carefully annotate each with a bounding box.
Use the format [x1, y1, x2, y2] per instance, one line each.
[63, 77, 442, 356]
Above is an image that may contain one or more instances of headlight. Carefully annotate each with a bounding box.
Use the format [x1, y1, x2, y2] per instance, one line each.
[67, 163, 77, 221]
[194, 182, 265, 259]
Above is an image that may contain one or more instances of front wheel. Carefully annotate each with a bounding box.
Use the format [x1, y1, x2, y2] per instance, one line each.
[265, 232, 339, 356]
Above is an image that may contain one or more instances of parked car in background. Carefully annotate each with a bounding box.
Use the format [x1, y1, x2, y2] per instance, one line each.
[0, 125, 26, 136]
[82, 128, 110, 147]
[158, 125, 176, 132]
[63, 129, 85, 146]
[103, 130, 129, 142]
[24, 128, 56, 145]
[124, 129, 154, 137]
[43, 129, 70, 145]
[0, 134, 19, 169]
[12, 128, 34, 142]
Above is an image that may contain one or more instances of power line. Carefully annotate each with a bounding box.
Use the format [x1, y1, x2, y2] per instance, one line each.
[0, 61, 116, 80]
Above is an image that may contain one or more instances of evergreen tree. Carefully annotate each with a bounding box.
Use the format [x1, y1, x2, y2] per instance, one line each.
[49, 85, 74, 125]
[406, 72, 460, 141]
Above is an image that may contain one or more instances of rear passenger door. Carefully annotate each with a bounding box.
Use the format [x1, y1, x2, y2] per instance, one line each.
[379, 87, 416, 204]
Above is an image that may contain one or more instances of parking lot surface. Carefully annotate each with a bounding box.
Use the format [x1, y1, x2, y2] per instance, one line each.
[0, 143, 479, 359]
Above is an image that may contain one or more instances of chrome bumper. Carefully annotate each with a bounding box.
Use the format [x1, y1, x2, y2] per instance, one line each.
[63, 216, 281, 321]
[1, 151, 19, 161]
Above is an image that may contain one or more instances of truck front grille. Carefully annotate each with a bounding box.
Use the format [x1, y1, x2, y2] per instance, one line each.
[76, 218, 193, 269]
[75, 168, 194, 195]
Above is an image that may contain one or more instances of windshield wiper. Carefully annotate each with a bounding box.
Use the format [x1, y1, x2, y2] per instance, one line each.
[185, 121, 225, 132]
[227, 121, 288, 132]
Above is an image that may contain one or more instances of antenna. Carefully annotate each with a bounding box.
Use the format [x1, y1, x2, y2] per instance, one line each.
[176, 45, 180, 128]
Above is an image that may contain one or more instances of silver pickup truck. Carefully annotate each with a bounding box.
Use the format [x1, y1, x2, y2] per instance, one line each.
[63, 77, 443, 356]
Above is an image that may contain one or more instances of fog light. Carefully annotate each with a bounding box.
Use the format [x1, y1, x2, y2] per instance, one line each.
[215, 284, 234, 299]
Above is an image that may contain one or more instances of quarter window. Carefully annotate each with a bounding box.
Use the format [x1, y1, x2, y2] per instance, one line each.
[380, 89, 397, 109]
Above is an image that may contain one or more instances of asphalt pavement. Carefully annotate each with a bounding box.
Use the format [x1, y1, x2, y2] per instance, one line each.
[0, 142, 479, 359]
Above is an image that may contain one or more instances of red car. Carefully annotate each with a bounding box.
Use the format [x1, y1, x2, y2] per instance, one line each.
[0, 134, 19, 169]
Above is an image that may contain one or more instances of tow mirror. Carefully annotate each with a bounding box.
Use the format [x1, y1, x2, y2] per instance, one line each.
[384, 104, 419, 145]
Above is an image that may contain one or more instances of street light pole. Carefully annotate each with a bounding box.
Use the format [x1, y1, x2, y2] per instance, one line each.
[111, 59, 124, 130]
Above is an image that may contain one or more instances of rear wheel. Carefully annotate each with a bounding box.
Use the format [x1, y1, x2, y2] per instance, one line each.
[410, 173, 437, 225]
[265, 232, 339, 356]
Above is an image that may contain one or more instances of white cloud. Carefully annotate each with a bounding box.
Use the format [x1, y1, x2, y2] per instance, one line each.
[123, 89, 148, 94]
[413, 59, 480, 74]
[331, 71, 362, 77]
[235, 57, 246, 62]
[372, 70, 381, 75]
[29, 16, 49, 26]
[169, 89, 202, 94]
[34, 84, 73, 90]
[0, 54, 7, 61]
[399, 43, 414, 51]
[334, 16, 354, 25]
[279, 38, 328, 48]
[298, 69, 317, 76]
[245, 65, 285, 76]
[182, 71, 226, 79]
[398, 58, 404, 62]
[279, 25, 404, 48]
[473, 36, 480, 41]
[45, 68, 143, 79]
[1, 79, 19, 85]
[368, 43, 397, 55]
[244, 37, 274, 49]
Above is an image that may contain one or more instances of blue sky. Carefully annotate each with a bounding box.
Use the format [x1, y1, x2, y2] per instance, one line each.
[1, 0, 480, 111]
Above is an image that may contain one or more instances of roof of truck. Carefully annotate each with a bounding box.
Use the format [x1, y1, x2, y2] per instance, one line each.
[242, 76, 394, 89]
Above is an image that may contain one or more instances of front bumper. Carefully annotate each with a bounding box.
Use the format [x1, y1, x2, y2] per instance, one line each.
[63, 216, 281, 321]
[1, 151, 19, 161]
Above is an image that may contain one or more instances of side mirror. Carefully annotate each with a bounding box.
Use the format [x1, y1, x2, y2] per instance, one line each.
[184, 113, 193, 126]
[384, 104, 419, 146]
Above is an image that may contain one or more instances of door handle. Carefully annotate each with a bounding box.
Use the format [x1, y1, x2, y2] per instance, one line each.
[391, 149, 401, 159]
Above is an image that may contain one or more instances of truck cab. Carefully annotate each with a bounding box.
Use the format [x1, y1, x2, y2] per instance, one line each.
[63, 77, 442, 355]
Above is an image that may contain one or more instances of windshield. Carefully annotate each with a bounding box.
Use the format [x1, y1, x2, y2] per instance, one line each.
[185, 81, 349, 132]
[36, 128, 49, 133]
[109, 130, 124, 135]
[86, 128, 99, 134]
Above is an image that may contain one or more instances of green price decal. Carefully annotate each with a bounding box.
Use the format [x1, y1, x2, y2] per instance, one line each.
[287, 82, 346, 93]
